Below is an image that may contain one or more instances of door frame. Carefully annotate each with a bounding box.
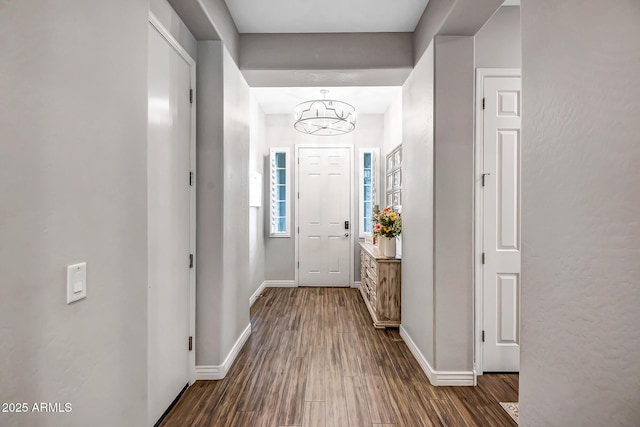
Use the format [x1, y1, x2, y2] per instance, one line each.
[473, 68, 521, 378]
[294, 144, 355, 287]
[148, 12, 197, 386]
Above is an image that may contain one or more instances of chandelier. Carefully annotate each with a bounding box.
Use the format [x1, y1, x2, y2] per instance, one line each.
[294, 90, 356, 136]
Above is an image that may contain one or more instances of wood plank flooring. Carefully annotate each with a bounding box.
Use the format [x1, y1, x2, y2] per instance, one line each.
[161, 287, 518, 427]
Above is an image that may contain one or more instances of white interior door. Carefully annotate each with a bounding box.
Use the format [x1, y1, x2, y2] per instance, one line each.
[148, 21, 192, 423]
[482, 75, 522, 372]
[298, 147, 352, 287]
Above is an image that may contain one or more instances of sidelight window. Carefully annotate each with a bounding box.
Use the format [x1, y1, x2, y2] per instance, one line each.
[270, 148, 290, 237]
[359, 148, 379, 238]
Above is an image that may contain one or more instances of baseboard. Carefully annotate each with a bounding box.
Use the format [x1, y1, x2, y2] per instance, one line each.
[263, 280, 297, 288]
[399, 326, 437, 384]
[352, 281, 361, 288]
[195, 323, 251, 380]
[399, 326, 475, 387]
[195, 365, 222, 380]
[249, 281, 267, 307]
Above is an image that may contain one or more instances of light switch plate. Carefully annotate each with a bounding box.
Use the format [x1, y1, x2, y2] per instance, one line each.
[67, 262, 87, 304]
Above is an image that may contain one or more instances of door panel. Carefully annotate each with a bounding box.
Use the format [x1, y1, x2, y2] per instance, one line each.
[497, 130, 520, 250]
[497, 274, 519, 344]
[482, 76, 521, 372]
[148, 23, 192, 423]
[298, 147, 351, 287]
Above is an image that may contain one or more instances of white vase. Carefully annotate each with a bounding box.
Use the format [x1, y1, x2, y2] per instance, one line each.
[381, 237, 396, 258]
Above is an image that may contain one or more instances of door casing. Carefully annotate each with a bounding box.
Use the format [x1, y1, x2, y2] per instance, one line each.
[294, 144, 355, 287]
[474, 68, 521, 378]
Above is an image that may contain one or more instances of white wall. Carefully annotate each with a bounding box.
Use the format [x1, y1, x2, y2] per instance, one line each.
[383, 93, 403, 157]
[413, 0, 503, 64]
[240, 33, 413, 87]
[475, 6, 521, 68]
[400, 44, 436, 364]
[195, 41, 225, 364]
[520, 1, 640, 425]
[196, 42, 252, 365]
[433, 35, 475, 371]
[263, 114, 385, 282]
[400, 6, 521, 376]
[249, 97, 267, 298]
[221, 47, 252, 359]
[0, 1, 148, 426]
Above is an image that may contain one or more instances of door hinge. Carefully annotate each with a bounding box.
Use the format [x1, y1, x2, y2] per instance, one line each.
[481, 252, 485, 264]
[188, 336, 193, 351]
[189, 171, 194, 186]
[482, 97, 485, 110]
[189, 254, 194, 269]
[297, 192, 299, 199]
[297, 261, 300, 268]
[297, 226, 300, 234]
[482, 330, 485, 342]
[189, 89, 193, 104]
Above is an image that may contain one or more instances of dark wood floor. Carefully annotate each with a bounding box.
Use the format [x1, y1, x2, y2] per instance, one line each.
[161, 287, 518, 427]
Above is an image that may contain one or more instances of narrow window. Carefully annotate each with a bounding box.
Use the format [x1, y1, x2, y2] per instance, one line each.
[359, 149, 379, 238]
[270, 148, 290, 237]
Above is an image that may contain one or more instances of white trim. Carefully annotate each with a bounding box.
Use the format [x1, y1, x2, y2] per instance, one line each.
[399, 326, 435, 384]
[249, 281, 267, 307]
[474, 68, 521, 377]
[148, 12, 198, 386]
[295, 144, 355, 287]
[195, 323, 252, 380]
[400, 326, 475, 387]
[263, 280, 297, 288]
[269, 147, 291, 237]
[358, 148, 380, 238]
[148, 13, 196, 65]
[352, 281, 361, 289]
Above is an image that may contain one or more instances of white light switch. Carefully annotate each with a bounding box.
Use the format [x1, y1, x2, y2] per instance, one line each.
[67, 262, 87, 304]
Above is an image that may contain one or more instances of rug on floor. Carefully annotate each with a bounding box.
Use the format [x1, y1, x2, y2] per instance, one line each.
[500, 402, 519, 424]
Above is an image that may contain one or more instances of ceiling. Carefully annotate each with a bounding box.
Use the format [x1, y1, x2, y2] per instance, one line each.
[224, 0, 430, 33]
[252, 87, 402, 115]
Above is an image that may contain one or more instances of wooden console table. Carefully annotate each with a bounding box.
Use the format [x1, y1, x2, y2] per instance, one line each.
[359, 242, 401, 328]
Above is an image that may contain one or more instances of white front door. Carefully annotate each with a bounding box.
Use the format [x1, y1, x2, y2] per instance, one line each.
[148, 21, 192, 423]
[482, 74, 522, 372]
[298, 147, 352, 287]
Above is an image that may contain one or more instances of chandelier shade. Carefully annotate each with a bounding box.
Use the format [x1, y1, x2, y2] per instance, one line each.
[294, 90, 356, 136]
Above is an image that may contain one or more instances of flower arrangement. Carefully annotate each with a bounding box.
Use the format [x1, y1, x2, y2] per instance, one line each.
[373, 206, 402, 238]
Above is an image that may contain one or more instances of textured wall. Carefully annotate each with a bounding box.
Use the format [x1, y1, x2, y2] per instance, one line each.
[195, 41, 225, 364]
[383, 94, 403, 157]
[433, 35, 475, 371]
[400, 43, 436, 364]
[475, 6, 521, 69]
[196, 43, 252, 365]
[0, 1, 148, 426]
[221, 46, 251, 358]
[249, 97, 267, 299]
[519, 1, 640, 426]
[240, 33, 413, 71]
